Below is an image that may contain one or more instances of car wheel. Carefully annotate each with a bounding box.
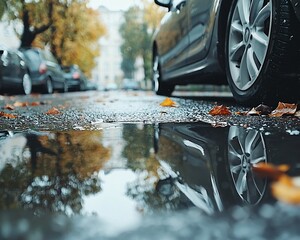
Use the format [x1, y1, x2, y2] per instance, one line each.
[225, 0, 299, 105]
[22, 73, 32, 95]
[152, 51, 174, 96]
[63, 81, 68, 93]
[44, 77, 53, 94]
[227, 126, 267, 204]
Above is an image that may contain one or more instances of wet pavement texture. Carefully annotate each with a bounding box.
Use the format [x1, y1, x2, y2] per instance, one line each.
[0, 90, 299, 132]
[1, 121, 300, 239]
[0, 90, 300, 239]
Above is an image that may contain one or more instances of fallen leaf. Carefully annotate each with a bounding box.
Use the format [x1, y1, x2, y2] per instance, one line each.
[46, 107, 60, 115]
[295, 111, 300, 118]
[13, 101, 28, 107]
[252, 162, 289, 180]
[269, 102, 297, 117]
[3, 104, 15, 110]
[160, 97, 178, 107]
[209, 105, 231, 116]
[247, 107, 260, 116]
[0, 111, 17, 119]
[271, 175, 300, 204]
[30, 102, 41, 106]
[255, 104, 272, 115]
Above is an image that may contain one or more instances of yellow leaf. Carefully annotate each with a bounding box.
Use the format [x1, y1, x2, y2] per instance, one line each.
[160, 97, 178, 107]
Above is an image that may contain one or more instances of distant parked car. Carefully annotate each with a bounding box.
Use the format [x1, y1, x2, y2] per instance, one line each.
[122, 78, 140, 90]
[62, 65, 87, 91]
[19, 48, 68, 94]
[0, 47, 32, 95]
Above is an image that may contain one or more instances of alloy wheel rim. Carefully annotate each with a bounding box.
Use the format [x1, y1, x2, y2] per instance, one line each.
[228, 0, 272, 90]
[47, 79, 53, 94]
[23, 74, 32, 95]
[228, 126, 267, 204]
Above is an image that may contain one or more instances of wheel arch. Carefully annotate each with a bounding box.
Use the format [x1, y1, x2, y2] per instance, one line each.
[216, 0, 232, 72]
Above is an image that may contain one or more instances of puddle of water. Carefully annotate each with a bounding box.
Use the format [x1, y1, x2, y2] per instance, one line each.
[0, 123, 300, 239]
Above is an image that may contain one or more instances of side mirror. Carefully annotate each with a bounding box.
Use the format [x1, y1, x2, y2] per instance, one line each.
[154, 0, 171, 8]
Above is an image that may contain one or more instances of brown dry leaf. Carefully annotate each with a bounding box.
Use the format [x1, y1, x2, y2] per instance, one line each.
[209, 105, 231, 116]
[271, 175, 300, 204]
[247, 107, 260, 116]
[4, 104, 15, 110]
[269, 102, 297, 117]
[252, 162, 290, 180]
[46, 107, 60, 115]
[30, 102, 41, 106]
[13, 101, 29, 107]
[295, 111, 300, 118]
[160, 97, 178, 107]
[0, 111, 17, 119]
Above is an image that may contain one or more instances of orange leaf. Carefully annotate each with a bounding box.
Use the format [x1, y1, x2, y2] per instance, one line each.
[269, 102, 297, 117]
[160, 97, 177, 107]
[252, 162, 289, 180]
[13, 101, 28, 107]
[209, 105, 231, 116]
[46, 107, 60, 115]
[30, 102, 41, 106]
[3, 104, 15, 110]
[0, 111, 17, 119]
[271, 175, 300, 204]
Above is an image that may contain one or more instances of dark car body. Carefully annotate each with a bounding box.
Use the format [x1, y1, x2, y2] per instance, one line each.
[0, 47, 32, 95]
[153, 0, 300, 105]
[62, 65, 87, 91]
[20, 48, 67, 94]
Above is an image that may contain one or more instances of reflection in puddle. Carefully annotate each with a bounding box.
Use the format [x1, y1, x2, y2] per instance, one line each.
[0, 123, 300, 237]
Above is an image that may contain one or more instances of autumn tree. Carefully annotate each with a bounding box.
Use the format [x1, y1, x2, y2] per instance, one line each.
[119, 1, 165, 86]
[6, 0, 106, 77]
[0, 1, 7, 19]
[34, 2, 106, 76]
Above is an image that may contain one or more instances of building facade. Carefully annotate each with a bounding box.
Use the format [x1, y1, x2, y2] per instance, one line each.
[92, 6, 124, 90]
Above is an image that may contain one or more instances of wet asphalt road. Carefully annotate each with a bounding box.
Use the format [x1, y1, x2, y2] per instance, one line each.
[0, 89, 299, 132]
[1, 89, 300, 240]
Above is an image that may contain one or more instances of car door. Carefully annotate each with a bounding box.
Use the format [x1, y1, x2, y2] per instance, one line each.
[43, 50, 64, 86]
[155, 0, 189, 72]
[185, 0, 219, 64]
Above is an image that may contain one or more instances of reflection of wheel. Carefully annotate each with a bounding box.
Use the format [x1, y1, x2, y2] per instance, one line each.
[152, 50, 174, 96]
[227, 126, 267, 204]
[225, 0, 298, 105]
[22, 73, 32, 95]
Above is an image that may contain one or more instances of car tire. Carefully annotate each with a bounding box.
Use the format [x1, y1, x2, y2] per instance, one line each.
[225, 0, 299, 106]
[63, 81, 68, 93]
[152, 51, 175, 96]
[22, 73, 32, 95]
[44, 77, 53, 94]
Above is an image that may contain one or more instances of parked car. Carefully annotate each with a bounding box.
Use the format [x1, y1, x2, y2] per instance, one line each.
[19, 48, 68, 94]
[153, 0, 300, 105]
[0, 47, 32, 95]
[62, 65, 87, 91]
[122, 78, 140, 90]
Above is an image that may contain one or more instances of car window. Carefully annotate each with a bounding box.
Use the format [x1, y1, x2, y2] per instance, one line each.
[23, 50, 41, 71]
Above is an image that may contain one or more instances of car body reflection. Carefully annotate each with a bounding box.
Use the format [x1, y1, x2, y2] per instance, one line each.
[155, 123, 300, 214]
